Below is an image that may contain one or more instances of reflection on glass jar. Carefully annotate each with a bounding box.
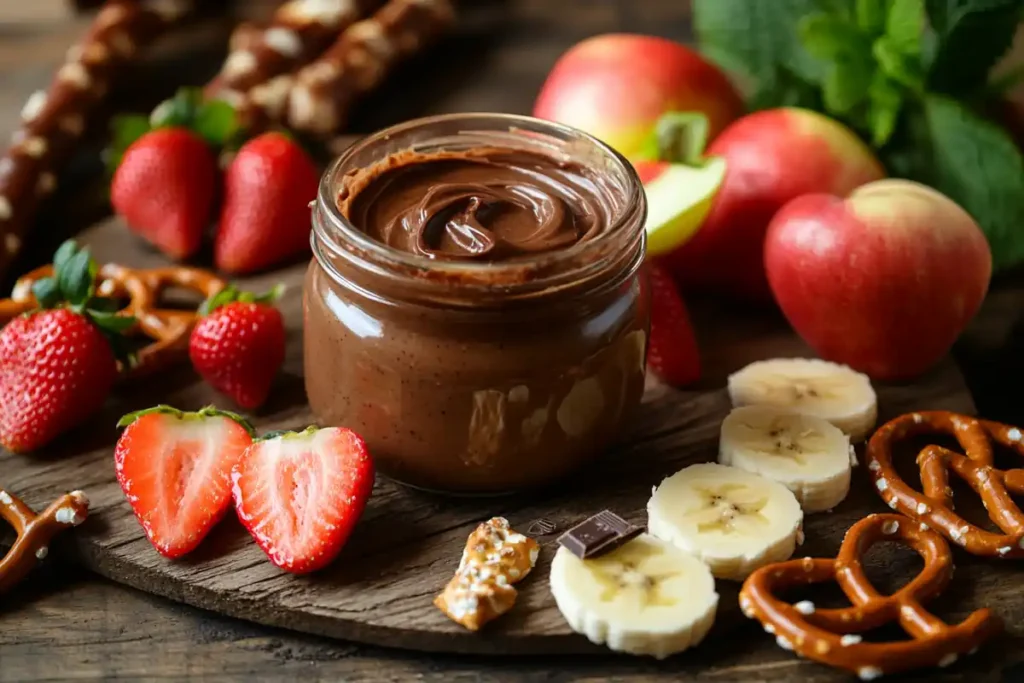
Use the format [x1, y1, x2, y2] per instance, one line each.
[303, 113, 650, 494]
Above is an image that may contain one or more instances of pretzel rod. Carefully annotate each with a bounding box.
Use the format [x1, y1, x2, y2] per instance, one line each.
[434, 517, 539, 630]
[865, 410, 1024, 558]
[0, 262, 226, 378]
[739, 514, 1001, 679]
[207, 0, 386, 107]
[0, 0, 195, 282]
[0, 489, 90, 593]
[241, 0, 455, 136]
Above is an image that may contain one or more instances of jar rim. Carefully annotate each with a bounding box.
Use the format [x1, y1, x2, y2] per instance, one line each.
[312, 112, 646, 297]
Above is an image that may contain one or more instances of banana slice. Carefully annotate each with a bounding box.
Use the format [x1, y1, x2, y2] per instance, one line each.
[647, 463, 803, 581]
[549, 534, 718, 659]
[719, 405, 853, 513]
[727, 358, 877, 442]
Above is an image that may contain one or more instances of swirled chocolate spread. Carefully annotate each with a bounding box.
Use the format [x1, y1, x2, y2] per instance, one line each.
[336, 148, 613, 261]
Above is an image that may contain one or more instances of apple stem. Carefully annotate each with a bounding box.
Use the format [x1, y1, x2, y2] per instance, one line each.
[653, 112, 709, 167]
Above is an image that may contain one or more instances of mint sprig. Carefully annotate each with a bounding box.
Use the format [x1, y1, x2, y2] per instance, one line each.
[693, 0, 1024, 272]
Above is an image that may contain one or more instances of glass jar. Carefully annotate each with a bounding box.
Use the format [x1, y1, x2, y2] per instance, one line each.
[304, 113, 649, 494]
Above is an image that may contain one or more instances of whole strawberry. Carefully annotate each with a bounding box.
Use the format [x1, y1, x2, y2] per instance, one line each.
[214, 132, 320, 274]
[189, 285, 286, 410]
[0, 241, 132, 452]
[111, 127, 217, 260]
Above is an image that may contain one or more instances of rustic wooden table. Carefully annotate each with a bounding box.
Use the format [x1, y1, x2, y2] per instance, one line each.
[2, 2, 1024, 681]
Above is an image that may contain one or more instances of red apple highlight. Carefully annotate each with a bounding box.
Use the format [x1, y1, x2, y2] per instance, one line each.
[662, 108, 886, 302]
[533, 34, 744, 157]
[764, 179, 993, 381]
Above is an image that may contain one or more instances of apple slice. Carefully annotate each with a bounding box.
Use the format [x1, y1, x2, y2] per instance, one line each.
[636, 157, 727, 257]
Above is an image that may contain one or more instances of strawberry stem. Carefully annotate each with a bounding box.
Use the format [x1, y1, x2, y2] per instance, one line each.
[200, 283, 285, 316]
[117, 404, 257, 436]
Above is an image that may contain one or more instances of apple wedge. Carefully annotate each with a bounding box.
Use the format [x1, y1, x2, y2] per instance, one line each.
[635, 157, 726, 256]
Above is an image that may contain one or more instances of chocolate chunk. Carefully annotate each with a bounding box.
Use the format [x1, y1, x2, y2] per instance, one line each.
[557, 510, 643, 560]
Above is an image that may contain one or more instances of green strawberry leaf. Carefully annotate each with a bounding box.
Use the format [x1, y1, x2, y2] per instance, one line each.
[58, 246, 95, 307]
[856, 0, 888, 32]
[199, 283, 284, 315]
[193, 99, 240, 148]
[255, 425, 319, 442]
[925, 0, 1024, 96]
[31, 277, 61, 309]
[88, 310, 136, 334]
[52, 239, 79, 273]
[885, 0, 926, 54]
[907, 95, 1024, 271]
[105, 114, 152, 174]
[150, 88, 204, 129]
[117, 404, 256, 436]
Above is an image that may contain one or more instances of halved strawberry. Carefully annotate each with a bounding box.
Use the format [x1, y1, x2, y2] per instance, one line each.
[114, 405, 255, 558]
[647, 263, 701, 387]
[231, 426, 374, 574]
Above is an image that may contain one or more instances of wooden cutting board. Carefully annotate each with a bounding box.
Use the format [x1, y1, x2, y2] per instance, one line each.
[0, 215, 988, 655]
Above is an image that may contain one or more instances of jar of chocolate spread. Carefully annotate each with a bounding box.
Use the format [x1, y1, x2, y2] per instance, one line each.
[304, 113, 649, 494]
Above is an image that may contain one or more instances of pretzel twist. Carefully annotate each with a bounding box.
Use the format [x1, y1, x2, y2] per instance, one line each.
[434, 517, 539, 631]
[865, 411, 1024, 558]
[0, 263, 225, 377]
[0, 0, 195, 281]
[207, 0, 385, 106]
[739, 514, 1001, 679]
[242, 0, 456, 136]
[0, 488, 90, 593]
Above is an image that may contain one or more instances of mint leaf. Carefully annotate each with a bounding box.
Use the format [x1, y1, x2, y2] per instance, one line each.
[925, 0, 1023, 96]
[194, 100, 239, 148]
[798, 12, 870, 60]
[824, 59, 873, 114]
[694, 0, 827, 103]
[866, 73, 904, 145]
[885, 0, 926, 54]
[856, 0, 887, 32]
[873, 36, 927, 90]
[920, 95, 1024, 271]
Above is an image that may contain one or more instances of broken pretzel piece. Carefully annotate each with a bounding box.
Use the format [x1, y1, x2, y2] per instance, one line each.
[866, 410, 1024, 558]
[739, 514, 1000, 679]
[0, 488, 90, 593]
[434, 517, 539, 631]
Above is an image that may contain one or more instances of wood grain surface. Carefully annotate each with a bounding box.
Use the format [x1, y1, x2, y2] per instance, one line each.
[2, 1, 1024, 680]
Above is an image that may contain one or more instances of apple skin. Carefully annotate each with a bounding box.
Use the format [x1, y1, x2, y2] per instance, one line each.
[533, 34, 744, 157]
[662, 108, 886, 302]
[764, 179, 993, 381]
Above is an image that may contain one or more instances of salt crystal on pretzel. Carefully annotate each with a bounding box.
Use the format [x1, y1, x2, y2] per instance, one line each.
[435, 517, 539, 631]
[866, 410, 1024, 559]
[243, 0, 454, 136]
[0, 262, 225, 378]
[739, 513, 1001, 679]
[0, 0, 195, 282]
[0, 488, 90, 593]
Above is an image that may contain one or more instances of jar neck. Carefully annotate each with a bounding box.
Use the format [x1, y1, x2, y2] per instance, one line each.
[310, 113, 647, 309]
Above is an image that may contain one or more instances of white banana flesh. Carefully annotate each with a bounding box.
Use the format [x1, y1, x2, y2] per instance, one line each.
[719, 405, 853, 513]
[647, 463, 803, 581]
[727, 358, 878, 442]
[549, 534, 718, 659]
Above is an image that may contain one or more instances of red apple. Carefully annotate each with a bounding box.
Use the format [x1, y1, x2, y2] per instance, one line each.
[662, 108, 886, 302]
[533, 34, 744, 157]
[764, 179, 992, 380]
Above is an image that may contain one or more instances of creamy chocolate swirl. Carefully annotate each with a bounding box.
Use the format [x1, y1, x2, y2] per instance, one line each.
[338, 147, 611, 261]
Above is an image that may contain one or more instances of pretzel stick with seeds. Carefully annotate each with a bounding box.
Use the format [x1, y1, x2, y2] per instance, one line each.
[207, 0, 386, 108]
[241, 0, 455, 135]
[0, 488, 90, 593]
[0, 0, 195, 282]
